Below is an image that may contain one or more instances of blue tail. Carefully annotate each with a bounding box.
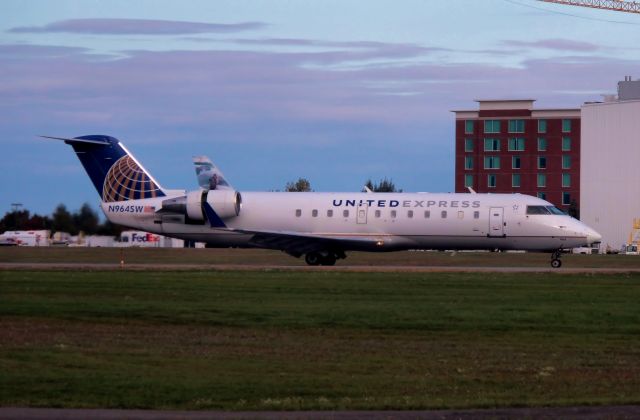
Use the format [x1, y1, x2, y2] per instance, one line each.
[44, 135, 166, 202]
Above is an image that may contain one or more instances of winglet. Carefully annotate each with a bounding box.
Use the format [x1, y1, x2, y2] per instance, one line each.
[203, 202, 227, 228]
[467, 187, 477, 194]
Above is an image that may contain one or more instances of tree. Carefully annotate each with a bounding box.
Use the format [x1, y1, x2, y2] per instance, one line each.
[51, 204, 77, 235]
[285, 178, 312, 192]
[74, 203, 100, 234]
[364, 177, 402, 192]
[0, 210, 30, 231]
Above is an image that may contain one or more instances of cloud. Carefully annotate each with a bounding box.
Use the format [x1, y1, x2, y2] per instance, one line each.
[9, 18, 266, 35]
[503, 38, 600, 52]
[0, 44, 90, 58]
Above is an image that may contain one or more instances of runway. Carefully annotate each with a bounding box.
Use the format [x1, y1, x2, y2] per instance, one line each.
[3, 262, 640, 273]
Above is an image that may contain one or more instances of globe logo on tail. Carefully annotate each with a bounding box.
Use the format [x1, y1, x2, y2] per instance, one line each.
[102, 155, 163, 202]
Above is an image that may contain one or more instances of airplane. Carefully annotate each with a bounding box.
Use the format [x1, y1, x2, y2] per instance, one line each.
[45, 134, 602, 268]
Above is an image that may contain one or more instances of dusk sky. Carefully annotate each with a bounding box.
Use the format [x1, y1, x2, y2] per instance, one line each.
[2, 0, 640, 216]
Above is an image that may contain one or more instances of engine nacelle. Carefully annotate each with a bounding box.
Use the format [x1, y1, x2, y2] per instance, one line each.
[160, 189, 241, 222]
[206, 189, 242, 219]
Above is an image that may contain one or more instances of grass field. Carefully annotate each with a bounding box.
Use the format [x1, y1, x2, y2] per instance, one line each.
[1, 268, 640, 410]
[3, 246, 640, 268]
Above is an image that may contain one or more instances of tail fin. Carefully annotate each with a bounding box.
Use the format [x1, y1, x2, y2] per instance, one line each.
[193, 155, 233, 191]
[43, 135, 166, 202]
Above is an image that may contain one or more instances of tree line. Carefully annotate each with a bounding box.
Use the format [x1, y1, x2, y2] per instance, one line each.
[0, 204, 123, 236]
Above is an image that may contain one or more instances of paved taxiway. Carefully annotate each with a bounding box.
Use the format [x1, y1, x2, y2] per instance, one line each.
[2, 262, 640, 273]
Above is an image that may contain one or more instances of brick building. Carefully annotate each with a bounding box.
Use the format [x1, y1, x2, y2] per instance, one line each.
[453, 100, 580, 213]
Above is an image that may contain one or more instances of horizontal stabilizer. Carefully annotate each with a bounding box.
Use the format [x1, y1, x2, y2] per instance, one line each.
[40, 135, 111, 145]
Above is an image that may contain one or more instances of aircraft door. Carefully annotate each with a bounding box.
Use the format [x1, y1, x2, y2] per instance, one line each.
[488, 207, 505, 237]
[356, 203, 368, 224]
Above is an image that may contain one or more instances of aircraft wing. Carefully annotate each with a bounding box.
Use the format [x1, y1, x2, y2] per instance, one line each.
[235, 229, 385, 256]
[193, 155, 233, 191]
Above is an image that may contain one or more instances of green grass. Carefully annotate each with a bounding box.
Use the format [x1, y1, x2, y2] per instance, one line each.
[1, 270, 640, 410]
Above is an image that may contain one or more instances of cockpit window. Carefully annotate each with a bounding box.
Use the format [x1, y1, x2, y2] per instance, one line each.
[546, 206, 565, 215]
[526, 205, 566, 215]
[526, 206, 550, 215]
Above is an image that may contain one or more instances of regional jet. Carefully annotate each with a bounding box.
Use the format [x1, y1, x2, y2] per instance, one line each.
[46, 135, 601, 267]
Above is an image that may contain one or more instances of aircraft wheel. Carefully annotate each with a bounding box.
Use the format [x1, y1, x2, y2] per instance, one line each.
[321, 254, 336, 266]
[551, 258, 562, 268]
[305, 252, 321, 266]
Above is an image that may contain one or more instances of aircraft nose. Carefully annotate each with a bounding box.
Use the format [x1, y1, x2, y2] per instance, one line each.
[587, 228, 602, 245]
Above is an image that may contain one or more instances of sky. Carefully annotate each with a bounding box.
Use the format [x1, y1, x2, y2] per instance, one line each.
[2, 0, 640, 216]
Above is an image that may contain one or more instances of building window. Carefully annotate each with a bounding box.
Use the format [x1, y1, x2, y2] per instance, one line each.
[512, 174, 521, 187]
[375, 210, 381, 218]
[537, 173, 546, 187]
[562, 173, 571, 187]
[484, 138, 500, 151]
[508, 119, 525, 133]
[562, 137, 571, 151]
[484, 120, 501, 134]
[538, 156, 547, 169]
[484, 156, 500, 169]
[464, 174, 473, 188]
[537, 192, 547, 200]
[562, 119, 572, 133]
[512, 156, 521, 169]
[327, 209, 333, 217]
[441, 210, 447, 218]
[508, 137, 525, 151]
[488, 174, 497, 188]
[538, 119, 547, 133]
[312, 209, 318, 217]
[295, 209, 302, 217]
[465, 156, 473, 170]
[474, 211, 480, 219]
[424, 210, 431, 218]
[537, 137, 547, 151]
[562, 192, 571, 205]
[465, 120, 474, 134]
[408, 210, 414, 218]
[343, 210, 349, 218]
[562, 155, 571, 169]
[464, 138, 474, 152]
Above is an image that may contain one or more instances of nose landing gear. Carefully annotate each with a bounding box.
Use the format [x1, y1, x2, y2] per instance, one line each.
[550, 250, 563, 268]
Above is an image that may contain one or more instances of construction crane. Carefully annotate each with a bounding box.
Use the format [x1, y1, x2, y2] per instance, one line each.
[537, 0, 640, 13]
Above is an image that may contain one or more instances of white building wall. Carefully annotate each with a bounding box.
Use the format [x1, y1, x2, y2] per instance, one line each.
[581, 100, 640, 250]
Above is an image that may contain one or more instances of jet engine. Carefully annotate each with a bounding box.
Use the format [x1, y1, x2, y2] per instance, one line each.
[160, 189, 242, 222]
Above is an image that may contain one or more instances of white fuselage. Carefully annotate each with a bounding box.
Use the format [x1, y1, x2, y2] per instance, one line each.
[102, 191, 601, 253]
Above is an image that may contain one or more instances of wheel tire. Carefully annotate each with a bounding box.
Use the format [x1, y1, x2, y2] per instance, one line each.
[551, 259, 562, 268]
[305, 252, 321, 266]
[321, 254, 336, 266]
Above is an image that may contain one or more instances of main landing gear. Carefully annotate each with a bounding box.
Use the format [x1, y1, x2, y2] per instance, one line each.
[550, 250, 563, 268]
[304, 251, 345, 266]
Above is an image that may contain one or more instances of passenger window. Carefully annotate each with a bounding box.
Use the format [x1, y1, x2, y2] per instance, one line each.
[441, 211, 447, 218]
[312, 209, 318, 217]
[474, 211, 480, 219]
[343, 209, 349, 218]
[458, 211, 464, 219]
[424, 210, 430, 218]
[327, 209, 333, 217]
[391, 210, 397, 218]
[295, 209, 302, 217]
[375, 210, 381, 218]
[408, 210, 413, 218]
